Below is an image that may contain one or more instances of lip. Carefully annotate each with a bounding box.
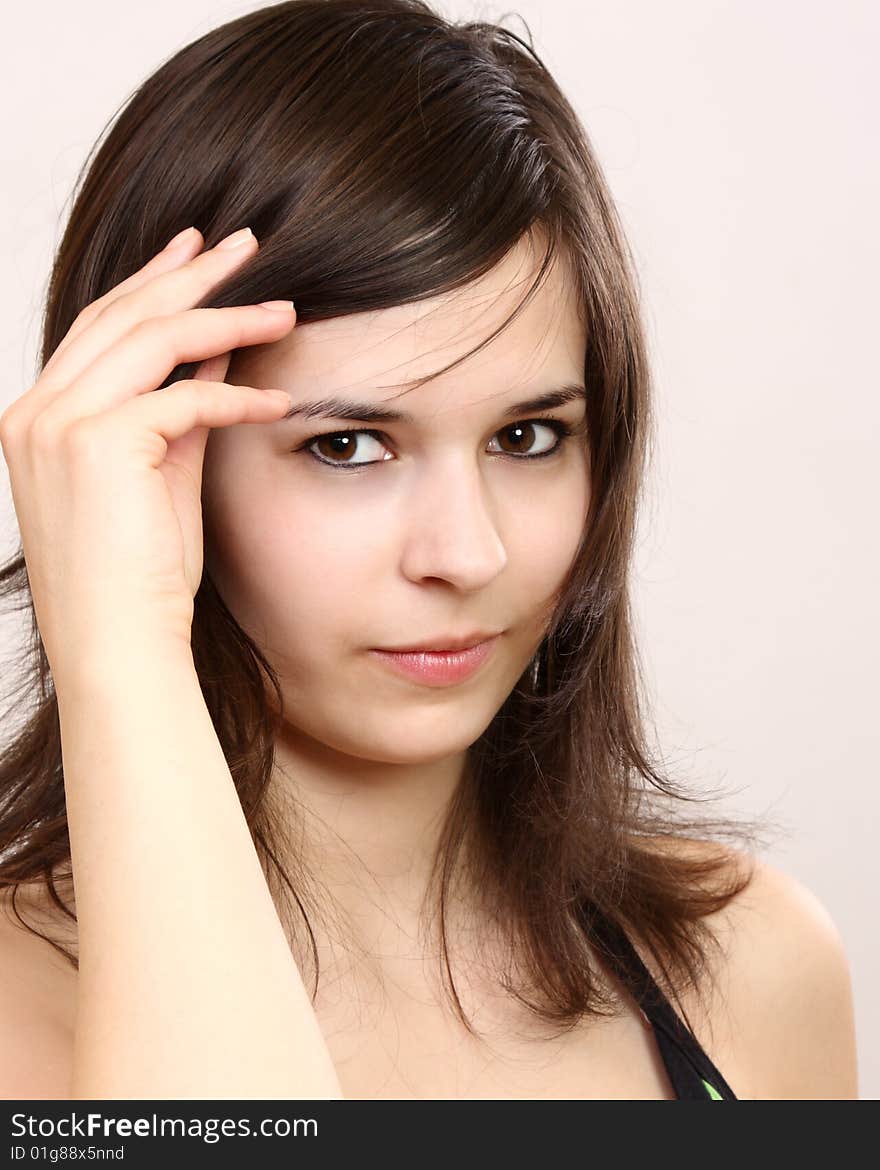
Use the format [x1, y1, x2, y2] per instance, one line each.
[368, 635, 500, 687]
[379, 630, 502, 653]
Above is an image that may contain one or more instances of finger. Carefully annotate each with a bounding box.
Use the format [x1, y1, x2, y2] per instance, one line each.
[164, 354, 232, 486]
[28, 226, 262, 417]
[68, 380, 293, 468]
[192, 351, 232, 385]
[44, 227, 205, 374]
[35, 304, 296, 434]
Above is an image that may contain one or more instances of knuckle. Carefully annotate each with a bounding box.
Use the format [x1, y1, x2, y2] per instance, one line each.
[129, 314, 162, 340]
[64, 418, 103, 461]
[72, 300, 102, 329]
[65, 297, 124, 350]
[0, 408, 19, 445]
[29, 411, 62, 451]
[129, 315, 176, 360]
[183, 377, 211, 400]
[223, 311, 258, 349]
[71, 294, 121, 337]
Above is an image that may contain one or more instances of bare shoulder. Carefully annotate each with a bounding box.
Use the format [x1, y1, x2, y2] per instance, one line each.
[655, 837, 859, 1100]
[0, 882, 77, 1099]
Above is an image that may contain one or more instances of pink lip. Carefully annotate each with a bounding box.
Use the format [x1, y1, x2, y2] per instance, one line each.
[368, 636, 499, 687]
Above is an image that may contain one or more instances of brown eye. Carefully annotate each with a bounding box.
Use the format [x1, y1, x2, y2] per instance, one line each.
[489, 421, 566, 458]
[301, 419, 572, 471]
[309, 431, 391, 466]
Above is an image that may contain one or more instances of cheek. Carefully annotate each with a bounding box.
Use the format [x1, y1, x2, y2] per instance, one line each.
[202, 477, 372, 664]
[503, 459, 590, 609]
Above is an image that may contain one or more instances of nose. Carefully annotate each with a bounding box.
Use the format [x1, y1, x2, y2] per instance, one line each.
[398, 454, 508, 591]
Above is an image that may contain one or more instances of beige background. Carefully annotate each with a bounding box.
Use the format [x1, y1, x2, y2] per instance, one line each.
[0, 1, 876, 1097]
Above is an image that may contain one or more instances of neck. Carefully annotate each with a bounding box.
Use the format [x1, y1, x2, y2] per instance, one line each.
[267, 720, 486, 972]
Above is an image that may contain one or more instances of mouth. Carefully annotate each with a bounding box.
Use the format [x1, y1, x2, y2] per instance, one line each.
[367, 634, 500, 687]
[376, 630, 503, 653]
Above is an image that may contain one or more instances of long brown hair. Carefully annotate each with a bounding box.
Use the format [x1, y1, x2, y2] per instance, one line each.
[0, 0, 775, 1038]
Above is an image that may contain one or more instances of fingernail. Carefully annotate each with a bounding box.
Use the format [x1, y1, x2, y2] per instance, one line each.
[217, 227, 256, 251]
[163, 226, 198, 252]
[258, 300, 295, 312]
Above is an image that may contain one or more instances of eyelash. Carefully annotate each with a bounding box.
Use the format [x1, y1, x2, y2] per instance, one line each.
[297, 418, 576, 471]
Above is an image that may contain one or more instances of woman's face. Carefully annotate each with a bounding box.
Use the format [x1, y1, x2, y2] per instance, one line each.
[201, 237, 590, 765]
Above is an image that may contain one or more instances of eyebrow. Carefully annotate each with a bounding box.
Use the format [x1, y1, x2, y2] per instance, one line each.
[280, 383, 587, 424]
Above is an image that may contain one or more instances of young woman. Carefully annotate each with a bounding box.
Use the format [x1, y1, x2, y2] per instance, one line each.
[0, 0, 857, 1100]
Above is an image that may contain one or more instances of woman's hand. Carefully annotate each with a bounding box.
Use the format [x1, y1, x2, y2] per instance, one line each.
[0, 225, 295, 685]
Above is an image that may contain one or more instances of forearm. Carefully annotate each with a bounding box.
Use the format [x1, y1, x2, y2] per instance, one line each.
[55, 644, 343, 1100]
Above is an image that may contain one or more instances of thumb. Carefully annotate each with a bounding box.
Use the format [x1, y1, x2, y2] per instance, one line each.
[163, 351, 233, 485]
[192, 352, 232, 385]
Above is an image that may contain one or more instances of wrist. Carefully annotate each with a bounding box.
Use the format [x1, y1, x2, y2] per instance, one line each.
[50, 633, 197, 700]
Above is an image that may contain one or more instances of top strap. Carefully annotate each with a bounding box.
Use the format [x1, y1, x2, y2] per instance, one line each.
[584, 905, 738, 1100]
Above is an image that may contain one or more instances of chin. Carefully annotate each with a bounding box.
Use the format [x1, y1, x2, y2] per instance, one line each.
[360, 726, 488, 766]
[321, 708, 496, 766]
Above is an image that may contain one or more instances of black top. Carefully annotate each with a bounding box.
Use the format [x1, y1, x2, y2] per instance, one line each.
[587, 910, 738, 1100]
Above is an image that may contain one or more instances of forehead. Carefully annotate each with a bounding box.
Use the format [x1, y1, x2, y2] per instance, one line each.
[228, 235, 585, 416]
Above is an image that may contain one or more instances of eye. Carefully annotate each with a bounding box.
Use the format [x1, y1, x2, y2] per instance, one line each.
[488, 419, 572, 459]
[304, 430, 392, 468]
[300, 418, 574, 470]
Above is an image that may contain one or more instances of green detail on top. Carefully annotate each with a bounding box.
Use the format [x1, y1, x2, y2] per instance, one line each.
[702, 1078, 723, 1100]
